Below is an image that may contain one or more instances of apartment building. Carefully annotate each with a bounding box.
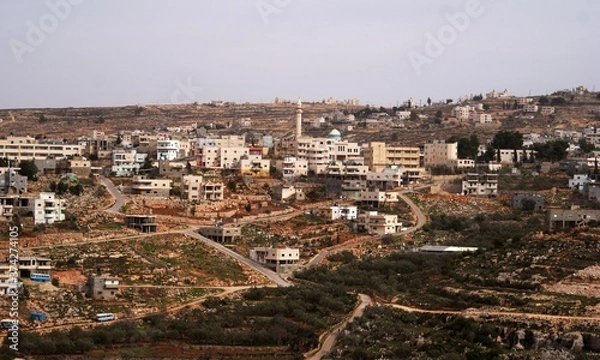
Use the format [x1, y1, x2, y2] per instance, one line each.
[540, 106, 555, 115]
[131, 176, 171, 197]
[358, 190, 399, 208]
[461, 173, 498, 196]
[124, 215, 158, 233]
[451, 106, 470, 121]
[240, 155, 270, 177]
[547, 209, 600, 231]
[363, 142, 420, 172]
[471, 113, 492, 124]
[356, 211, 402, 235]
[33, 192, 65, 225]
[366, 166, 404, 190]
[424, 140, 458, 167]
[112, 149, 147, 177]
[157, 139, 181, 161]
[0, 136, 83, 161]
[525, 104, 539, 113]
[0, 263, 14, 295]
[18, 256, 51, 280]
[275, 156, 309, 178]
[69, 156, 92, 178]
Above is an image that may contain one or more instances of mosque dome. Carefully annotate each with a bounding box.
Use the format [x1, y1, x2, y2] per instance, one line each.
[328, 129, 342, 141]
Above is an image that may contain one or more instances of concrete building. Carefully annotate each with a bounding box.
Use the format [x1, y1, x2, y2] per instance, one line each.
[424, 140, 458, 167]
[363, 142, 421, 172]
[199, 181, 224, 201]
[17, 256, 51, 280]
[199, 226, 241, 243]
[131, 176, 171, 197]
[69, 156, 92, 178]
[540, 106, 555, 115]
[271, 184, 304, 201]
[158, 160, 186, 178]
[461, 173, 498, 196]
[356, 211, 402, 235]
[319, 205, 358, 221]
[33, 192, 65, 225]
[0, 167, 27, 195]
[124, 215, 157, 233]
[157, 139, 181, 161]
[497, 149, 535, 165]
[87, 275, 120, 300]
[0, 263, 14, 295]
[250, 247, 300, 274]
[451, 106, 470, 121]
[525, 104, 539, 113]
[275, 156, 309, 178]
[358, 190, 399, 208]
[512, 193, 544, 211]
[569, 174, 590, 192]
[471, 113, 492, 124]
[112, 149, 147, 177]
[365, 166, 404, 190]
[240, 155, 270, 177]
[0, 136, 83, 161]
[547, 209, 600, 231]
[181, 175, 223, 202]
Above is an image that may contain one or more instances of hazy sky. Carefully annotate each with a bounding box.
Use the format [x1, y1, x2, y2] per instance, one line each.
[1, 0, 599, 109]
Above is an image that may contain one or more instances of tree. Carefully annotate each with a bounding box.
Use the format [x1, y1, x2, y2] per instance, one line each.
[0, 157, 9, 167]
[435, 110, 443, 119]
[409, 111, 418, 121]
[446, 99, 453, 104]
[482, 104, 490, 111]
[551, 97, 566, 106]
[579, 138, 596, 153]
[539, 96, 549, 105]
[427, 97, 432, 106]
[38, 114, 48, 123]
[492, 131, 523, 150]
[18, 160, 38, 181]
[533, 140, 569, 162]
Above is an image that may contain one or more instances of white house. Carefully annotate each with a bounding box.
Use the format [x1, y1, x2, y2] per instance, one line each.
[33, 192, 65, 225]
[320, 205, 358, 221]
[356, 211, 401, 235]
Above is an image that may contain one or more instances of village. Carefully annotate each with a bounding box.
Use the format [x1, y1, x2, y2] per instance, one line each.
[2, 87, 600, 358]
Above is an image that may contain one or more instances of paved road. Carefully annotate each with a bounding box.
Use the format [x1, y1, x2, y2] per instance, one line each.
[181, 229, 292, 287]
[99, 175, 130, 214]
[306, 293, 372, 360]
[305, 189, 427, 268]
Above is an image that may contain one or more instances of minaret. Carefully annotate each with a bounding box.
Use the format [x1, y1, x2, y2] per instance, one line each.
[295, 98, 303, 139]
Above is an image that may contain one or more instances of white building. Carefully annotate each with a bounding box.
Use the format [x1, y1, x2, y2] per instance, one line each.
[525, 104, 539, 113]
[240, 155, 270, 177]
[131, 176, 172, 197]
[0, 136, 83, 161]
[358, 190, 399, 208]
[275, 156, 309, 178]
[569, 174, 590, 192]
[157, 139, 181, 161]
[33, 192, 65, 225]
[112, 149, 147, 177]
[356, 211, 402, 235]
[319, 205, 358, 221]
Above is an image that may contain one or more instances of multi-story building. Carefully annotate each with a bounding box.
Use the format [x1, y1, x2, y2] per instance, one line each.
[366, 166, 404, 190]
[69, 156, 92, 178]
[363, 142, 420, 172]
[525, 104, 539, 113]
[540, 106, 555, 115]
[240, 155, 270, 177]
[451, 106, 470, 121]
[275, 156, 309, 178]
[424, 140, 458, 167]
[471, 113, 492, 124]
[131, 176, 171, 197]
[87, 275, 120, 300]
[112, 149, 147, 177]
[199, 225, 241, 243]
[0, 167, 27, 195]
[356, 211, 402, 235]
[358, 190, 399, 208]
[0, 136, 83, 161]
[497, 149, 535, 165]
[33, 192, 65, 225]
[181, 175, 224, 202]
[0, 263, 13, 295]
[157, 139, 181, 161]
[547, 209, 600, 231]
[319, 205, 358, 221]
[124, 215, 158, 233]
[461, 173, 498, 196]
[17, 256, 51, 280]
[249, 247, 300, 274]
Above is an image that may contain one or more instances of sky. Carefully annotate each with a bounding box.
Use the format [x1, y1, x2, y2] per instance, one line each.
[0, 0, 599, 109]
